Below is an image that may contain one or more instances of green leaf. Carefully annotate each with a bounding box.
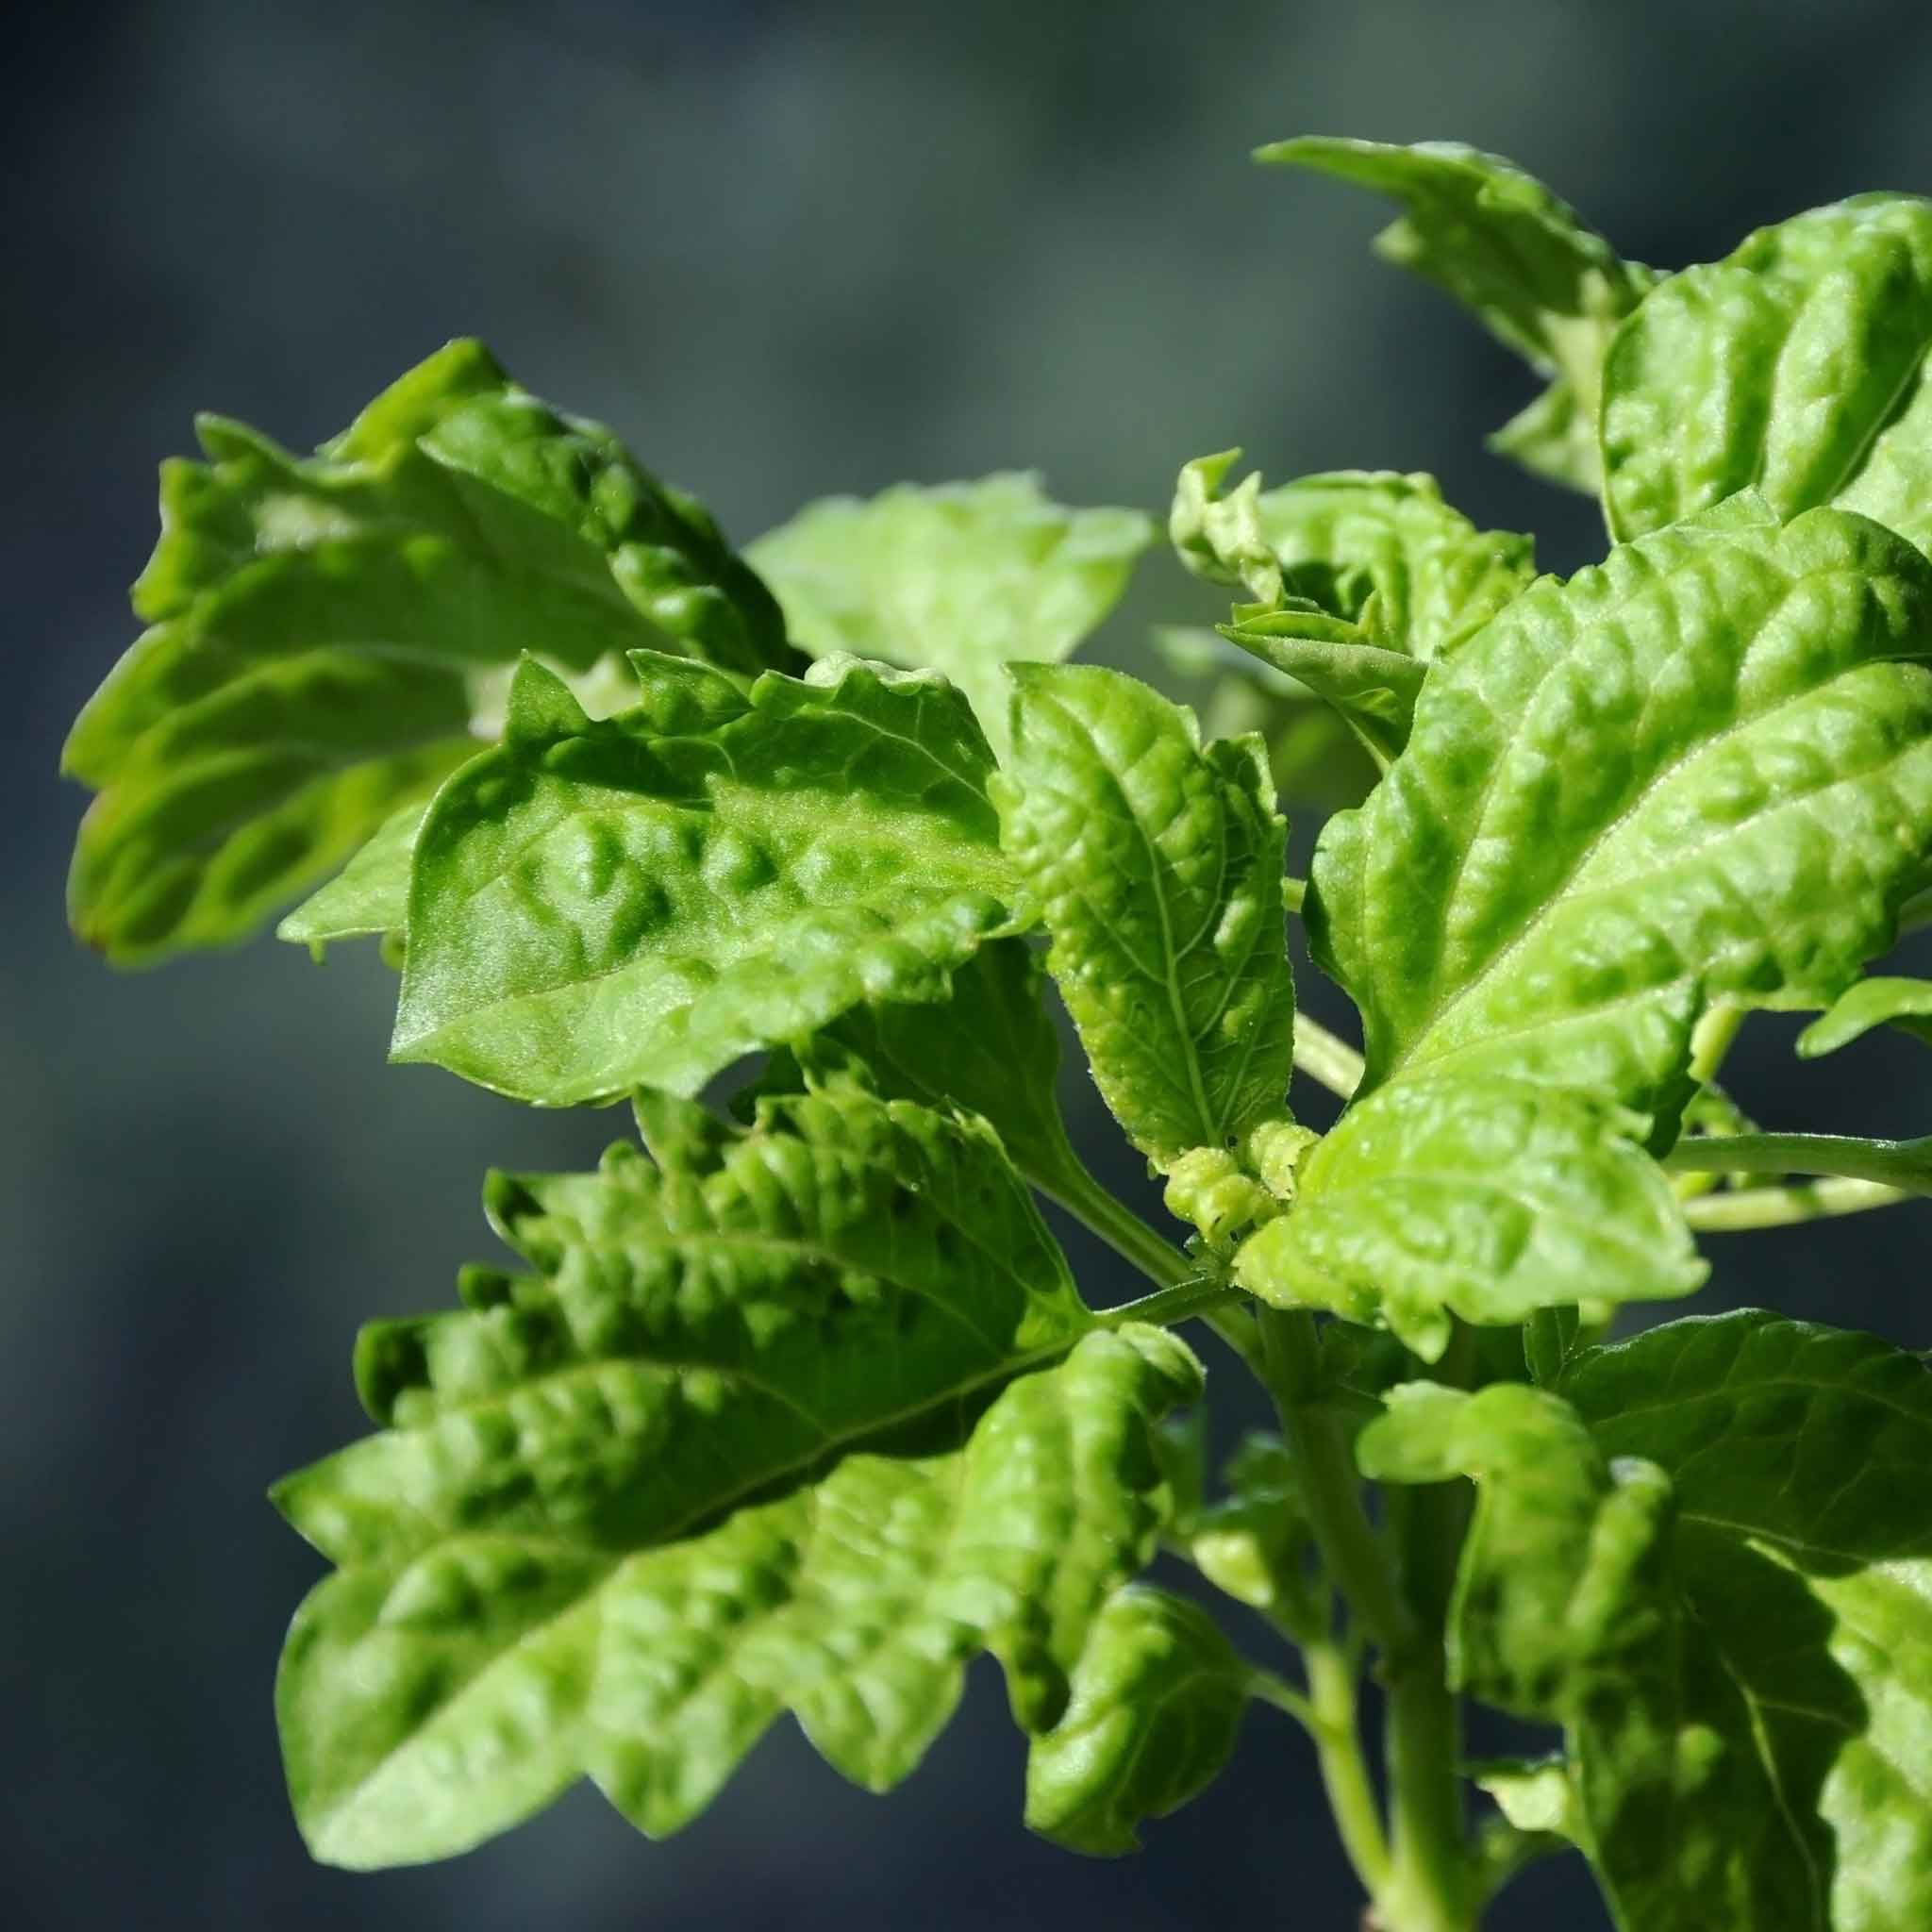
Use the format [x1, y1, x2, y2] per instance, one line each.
[746, 474, 1152, 755]
[995, 664, 1296, 1170]
[1472, 1756, 1584, 1845]
[1311, 495, 1932, 1127]
[275, 1083, 1093, 1571]
[1362, 1313, 1932, 1929]
[788, 937, 1087, 1202]
[1261, 138, 1656, 491]
[65, 341, 800, 965]
[1234, 1074, 1703, 1359]
[276, 797, 428, 956]
[274, 1091, 1200, 1864]
[1173, 457, 1536, 662]
[1024, 1585, 1248, 1856]
[391, 652, 1024, 1105]
[1213, 612, 1426, 769]
[1601, 197, 1932, 553]
[1557, 1310, 1932, 1931]
[1174, 457, 1535, 767]
[1796, 975, 1932, 1057]
[1184, 1432, 1312, 1617]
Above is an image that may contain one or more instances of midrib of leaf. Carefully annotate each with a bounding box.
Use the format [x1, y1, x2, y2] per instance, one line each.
[1694, 1613, 1832, 1924]
[1069, 695, 1228, 1148]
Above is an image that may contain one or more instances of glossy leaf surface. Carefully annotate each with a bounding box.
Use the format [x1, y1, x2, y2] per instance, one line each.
[275, 1084, 1197, 1864]
[65, 341, 796, 964]
[1602, 197, 1932, 553]
[997, 664, 1295, 1170]
[392, 653, 1022, 1105]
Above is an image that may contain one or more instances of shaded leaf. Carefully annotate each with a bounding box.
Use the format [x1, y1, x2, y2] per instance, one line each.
[747, 474, 1151, 754]
[1362, 1312, 1932, 1929]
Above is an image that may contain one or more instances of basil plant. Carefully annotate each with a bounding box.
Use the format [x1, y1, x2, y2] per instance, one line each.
[63, 134, 1932, 1932]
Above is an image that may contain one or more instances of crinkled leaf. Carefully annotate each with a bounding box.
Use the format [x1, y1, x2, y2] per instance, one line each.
[1261, 138, 1656, 492]
[746, 474, 1152, 754]
[275, 1084, 1093, 1573]
[391, 652, 1023, 1105]
[1363, 1313, 1932, 1929]
[64, 341, 799, 965]
[1213, 612, 1426, 769]
[1024, 1585, 1248, 1856]
[1234, 1074, 1703, 1359]
[1602, 197, 1932, 554]
[1797, 975, 1932, 1057]
[1557, 1310, 1932, 1930]
[275, 1090, 1200, 1865]
[995, 664, 1295, 1170]
[1174, 456, 1535, 662]
[1312, 495, 1932, 1128]
[1174, 457, 1535, 767]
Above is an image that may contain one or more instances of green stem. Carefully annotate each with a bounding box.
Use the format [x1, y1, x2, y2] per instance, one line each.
[1682, 1174, 1909, 1230]
[1663, 1129, 1932, 1194]
[1247, 1667, 1319, 1737]
[1256, 1308, 1415, 1658]
[1293, 1014, 1367, 1101]
[1302, 1637, 1393, 1897]
[1254, 1306, 1476, 1930]
[1097, 1274, 1241, 1330]
[1688, 1001, 1745, 1085]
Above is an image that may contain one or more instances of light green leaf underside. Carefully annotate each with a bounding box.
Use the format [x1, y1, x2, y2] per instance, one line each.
[1311, 495, 1932, 1127]
[747, 474, 1152, 755]
[1797, 975, 1932, 1057]
[1602, 196, 1932, 555]
[64, 340, 798, 965]
[1363, 1311, 1932, 1929]
[996, 664, 1295, 1170]
[278, 797, 429, 952]
[1233, 1074, 1703, 1360]
[391, 652, 1023, 1106]
[275, 1093, 1199, 1864]
[1024, 1584, 1248, 1856]
[1261, 137, 1656, 492]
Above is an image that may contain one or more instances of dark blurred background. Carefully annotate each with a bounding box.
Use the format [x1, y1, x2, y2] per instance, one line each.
[10, 2, 1932, 1926]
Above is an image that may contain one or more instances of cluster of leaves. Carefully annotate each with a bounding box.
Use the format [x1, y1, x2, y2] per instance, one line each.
[63, 136, 1932, 1930]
